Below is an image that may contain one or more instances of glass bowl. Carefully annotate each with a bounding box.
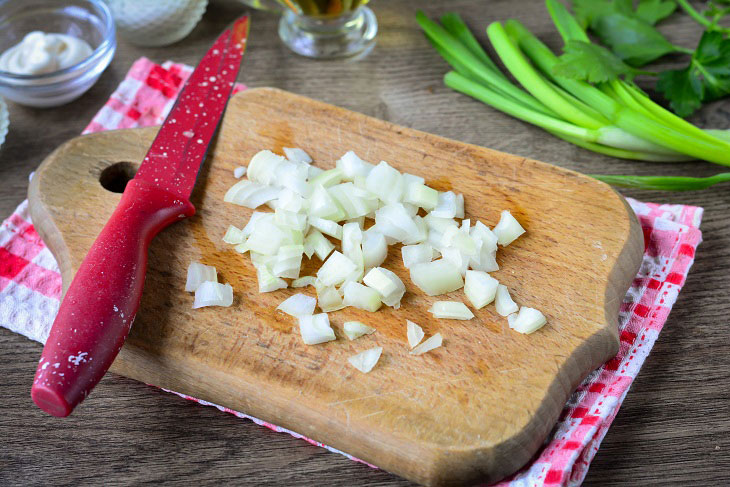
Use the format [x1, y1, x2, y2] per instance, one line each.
[0, 0, 116, 108]
[0, 97, 8, 150]
[104, 0, 208, 47]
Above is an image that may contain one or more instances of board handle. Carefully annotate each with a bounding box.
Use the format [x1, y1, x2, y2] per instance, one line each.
[31, 179, 195, 417]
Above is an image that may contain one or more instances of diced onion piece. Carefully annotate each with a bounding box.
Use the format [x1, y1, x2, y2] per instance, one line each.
[309, 217, 343, 239]
[402, 173, 425, 187]
[455, 193, 465, 218]
[276, 160, 311, 196]
[186, 262, 217, 292]
[309, 167, 343, 188]
[245, 220, 285, 255]
[317, 251, 357, 286]
[424, 213, 458, 233]
[279, 227, 304, 246]
[250, 251, 275, 268]
[406, 320, 424, 348]
[241, 212, 271, 237]
[409, 259, 464, 295]
[471, 221, 498, 253]
[366, 161, 404, 204]
[307, 165, 324, 179]
[363, 267, 406, 308]
[308, 184, 346, 221]
[401, 243, 433, 268]
[348, 346, 383, 373]
[362, 230, 388, 269]
[283, 147, 312, 164]
[272, 244, 303, 278]
[493, 210, 526, 246]
[342, 281, 382, 312]
[275, 209, 307, 231]
[402, 203, 419, 217]
[233, 166, 246, 178]
[222, 225, 245, 245]
[193, 281, 233, 308]
[508, 307, 547, 334]
[304, 229, 335, 261]
[375, 203, 419, 243]
[342, 222, 364, 270]
[441, 247, 469, 276]
[298, 313, 336, 345]
[402, 215, 428, 245]
[404, 183, 438, 210]
[292, 276, 316, 288]
[337, 151, 373, 179]
[428, 301, 474, 320]
[234, 242, 249, 254]
[495, 284, 518, 316]
[328, 183, 379, 219]
[464, 271, 499, 309]
[317, 284, 344, 312]
[410, 333, 443, 355]
[277, 293, 316, 317]
[256, 265, 288, 293]
[431, 191, 458, 218]
[247, 150, 286, 186]
[278, 188, 306, 213]
[442, 226, 478, 256]
[224, 180, 281, 209]
[343, 321, 376, 340]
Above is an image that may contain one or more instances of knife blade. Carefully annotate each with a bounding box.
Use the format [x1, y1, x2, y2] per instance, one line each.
[31, 16, 250, 417]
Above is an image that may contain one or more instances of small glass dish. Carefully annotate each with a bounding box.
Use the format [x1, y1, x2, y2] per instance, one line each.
[0, 0, 116, 108]
[0, 97, 8, 151]
[104, 0, 208, 47]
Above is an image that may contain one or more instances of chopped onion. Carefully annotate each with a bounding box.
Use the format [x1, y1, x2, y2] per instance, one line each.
[464, 271, 499, 309]
[309, 217, 343, 239]
[222, 225, 245, 245]
[186, 262, 217, 292]
[304, 229, 334, 261]
[309, 167, 343, 188]
[424, 213, 458, 233]
[403, 215, 428, 245]
[256, 265, 287, 293]
[328, 183, 379, 219]
[223, 180, 281, 209]
[247, 150, 286, 186]
[363, 267, 406, 308]
[317, 251, 357, 286]
[241, 211, 271, 237]
[317, 284, 344, 312]
[343, 321, 376, 340]
[233, 166, 246, 178]
[283, 147, 312, 164]
[245, 220, 285, 255]
[410, 333, 443, 355]
[193, 281, 233, 308]
[493, 210, 526, 246]
[292, 276, 316, 288]
[455, 193, 465, 218]
[406, 320, 424, 348]
[337, 151, 373, 179]
[366, 161, 404, 204]
[508, 307, 547, 334]
[274, 209, 307, 231]
[495, 284, 518, 316]
[401, 243, 433, 268]
[404, 183, 438, 210]
[308, 165, 324, 179]
[471, 221, 498, 253]
[428, 301, 474, 320]
[362, 230, 388, 269]
[277, 293, 316, 317]
[402, 173, 425, 186]
[442, 226, 478, 256]
[343, 281, 382, 312]
[409, 259, 464, 295]
[441, 247, 469, 276]
[277, 188, 307, 213]
[309, 184, 346, 221]
[375, 203, 419, 243]
[348, 346, 383, 373]
[272, 244, 303, 278]
[431, 191, 458, 218]
[276, 160, 311, 197]
[298, 313, 336, 345]
[342, 222, 363, 262]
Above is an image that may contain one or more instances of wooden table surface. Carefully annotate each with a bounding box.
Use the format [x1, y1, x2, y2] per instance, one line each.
[1, 1, 728, 485]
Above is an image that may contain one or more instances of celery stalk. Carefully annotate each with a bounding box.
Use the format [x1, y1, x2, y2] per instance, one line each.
[592, 172, 730, 190]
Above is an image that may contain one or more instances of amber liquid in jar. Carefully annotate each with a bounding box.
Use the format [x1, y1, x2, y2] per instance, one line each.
[282, 0, 369, 17]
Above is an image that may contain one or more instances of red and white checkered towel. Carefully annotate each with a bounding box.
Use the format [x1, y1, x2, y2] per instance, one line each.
[0, 57, 704, 486]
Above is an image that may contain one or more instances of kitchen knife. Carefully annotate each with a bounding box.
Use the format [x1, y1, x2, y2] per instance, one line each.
[31, 16, 250, 417]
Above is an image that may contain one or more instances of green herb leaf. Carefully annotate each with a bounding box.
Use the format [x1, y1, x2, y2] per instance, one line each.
[571, 0, 631, 27]
[656, 67, 703, 117]
[635, 0, 677, 25]
[592, 12, 683, 66]
[553, 40, 639, 82]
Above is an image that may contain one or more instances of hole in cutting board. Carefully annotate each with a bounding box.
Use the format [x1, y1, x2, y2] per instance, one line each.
[99, 162, 137, 193]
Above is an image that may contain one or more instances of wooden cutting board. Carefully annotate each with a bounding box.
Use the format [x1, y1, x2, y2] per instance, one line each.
[28, 87, 643, 486]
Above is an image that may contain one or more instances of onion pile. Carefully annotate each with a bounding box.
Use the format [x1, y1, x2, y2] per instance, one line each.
[209, 147, 548, 371]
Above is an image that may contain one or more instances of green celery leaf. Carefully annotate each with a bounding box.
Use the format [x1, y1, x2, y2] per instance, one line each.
[693, 31, 730, 101]
[592, 12, 681, 65]
[656, 66, 704, 117]
[635, 0, 677, 25]
[553, 40, 639, 82]
[570, 0, 629, 27]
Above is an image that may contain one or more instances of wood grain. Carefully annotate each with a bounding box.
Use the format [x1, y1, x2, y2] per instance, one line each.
[27, 87, 641, 486]
[1, 1, 729, 486]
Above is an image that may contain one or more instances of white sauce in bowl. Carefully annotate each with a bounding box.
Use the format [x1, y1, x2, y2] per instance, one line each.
[0, 31, 93, 75]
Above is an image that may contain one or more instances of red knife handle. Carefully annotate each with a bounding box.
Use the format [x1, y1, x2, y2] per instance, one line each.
[31, 179, 195, 417]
